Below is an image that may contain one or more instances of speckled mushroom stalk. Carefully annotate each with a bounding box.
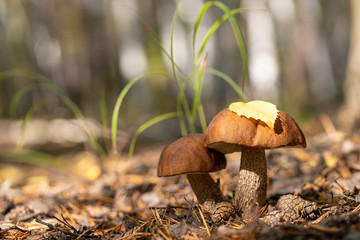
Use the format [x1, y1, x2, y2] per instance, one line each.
[157, 134, 235, 223]
[204, 101, 306, 215]
[186, 173, 235, 223]
[235, 147, 267, 210]
[186, 173, 225, 207]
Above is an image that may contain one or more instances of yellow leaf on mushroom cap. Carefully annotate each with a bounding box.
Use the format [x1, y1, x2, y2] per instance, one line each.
[229, 100, 279, 130]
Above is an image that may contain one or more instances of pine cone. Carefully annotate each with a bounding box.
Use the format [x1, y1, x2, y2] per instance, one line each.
[276, 194, 319, 221]
[204, 201, 236, 224]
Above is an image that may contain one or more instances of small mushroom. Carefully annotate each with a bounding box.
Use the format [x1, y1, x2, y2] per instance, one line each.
[158, 133, 235, 222]
[204, 101, 306, 214]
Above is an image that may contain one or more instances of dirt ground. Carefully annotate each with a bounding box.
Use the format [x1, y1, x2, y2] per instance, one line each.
[1, 125, 360, 239]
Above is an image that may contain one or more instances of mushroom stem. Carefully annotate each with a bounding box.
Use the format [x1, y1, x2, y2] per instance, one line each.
[187, 173, 236, 223]
[186, 173, 225, 205]
[234, 147, 267, 212]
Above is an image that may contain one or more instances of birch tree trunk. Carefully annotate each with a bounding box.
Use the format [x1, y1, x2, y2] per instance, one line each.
[342, 0, 360, 127]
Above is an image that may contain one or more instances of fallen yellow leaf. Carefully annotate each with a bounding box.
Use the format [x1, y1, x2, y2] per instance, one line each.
[229, 100, 279, 130]
[73, 152, 101, 180]
[324, 154, 338, 168]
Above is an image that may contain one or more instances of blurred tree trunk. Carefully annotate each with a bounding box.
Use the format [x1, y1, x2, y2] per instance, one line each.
[342, 0, 360, 127]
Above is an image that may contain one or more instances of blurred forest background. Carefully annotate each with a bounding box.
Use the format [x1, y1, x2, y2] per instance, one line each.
[0, 0, 359, 155]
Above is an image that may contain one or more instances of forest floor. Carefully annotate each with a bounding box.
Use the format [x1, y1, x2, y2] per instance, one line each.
[1, 122, 360, 239]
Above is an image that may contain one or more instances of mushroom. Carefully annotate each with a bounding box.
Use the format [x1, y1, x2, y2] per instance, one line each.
[204, 101, 306, 214]
[158, 133, 235, 222]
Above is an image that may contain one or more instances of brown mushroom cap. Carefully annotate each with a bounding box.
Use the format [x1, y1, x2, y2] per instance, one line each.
[204, 108, 306, 154]
[157, 133, 227, 177]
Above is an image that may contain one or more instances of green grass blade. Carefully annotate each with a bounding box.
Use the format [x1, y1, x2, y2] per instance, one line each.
[190, 56, 207, 129]
[40, 86, 106, 158]
[206, 68, 247, 102]
[3, 149, 61, 169]
[111, 72, 170, 154]
[0, 69, 106, 158]
[99, 88, 111, 152]
[176, 73, 196, 135]
[9, 83, 38, 117]
[40, 81, 106, 158]
[17, 98, 51, 148]
[99, 89, 107, 129]
[212, 1, 248, 91]
[193, 2, 213, 53]
[128, 112, 178, 159]
[0, 69, 86, 120]
[195, 8, 247, 65]
[138, 15, 186, 80]
[169, 3, 189, 135]
[192, 1, 248, 92]
[197, 103, 207, 133]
